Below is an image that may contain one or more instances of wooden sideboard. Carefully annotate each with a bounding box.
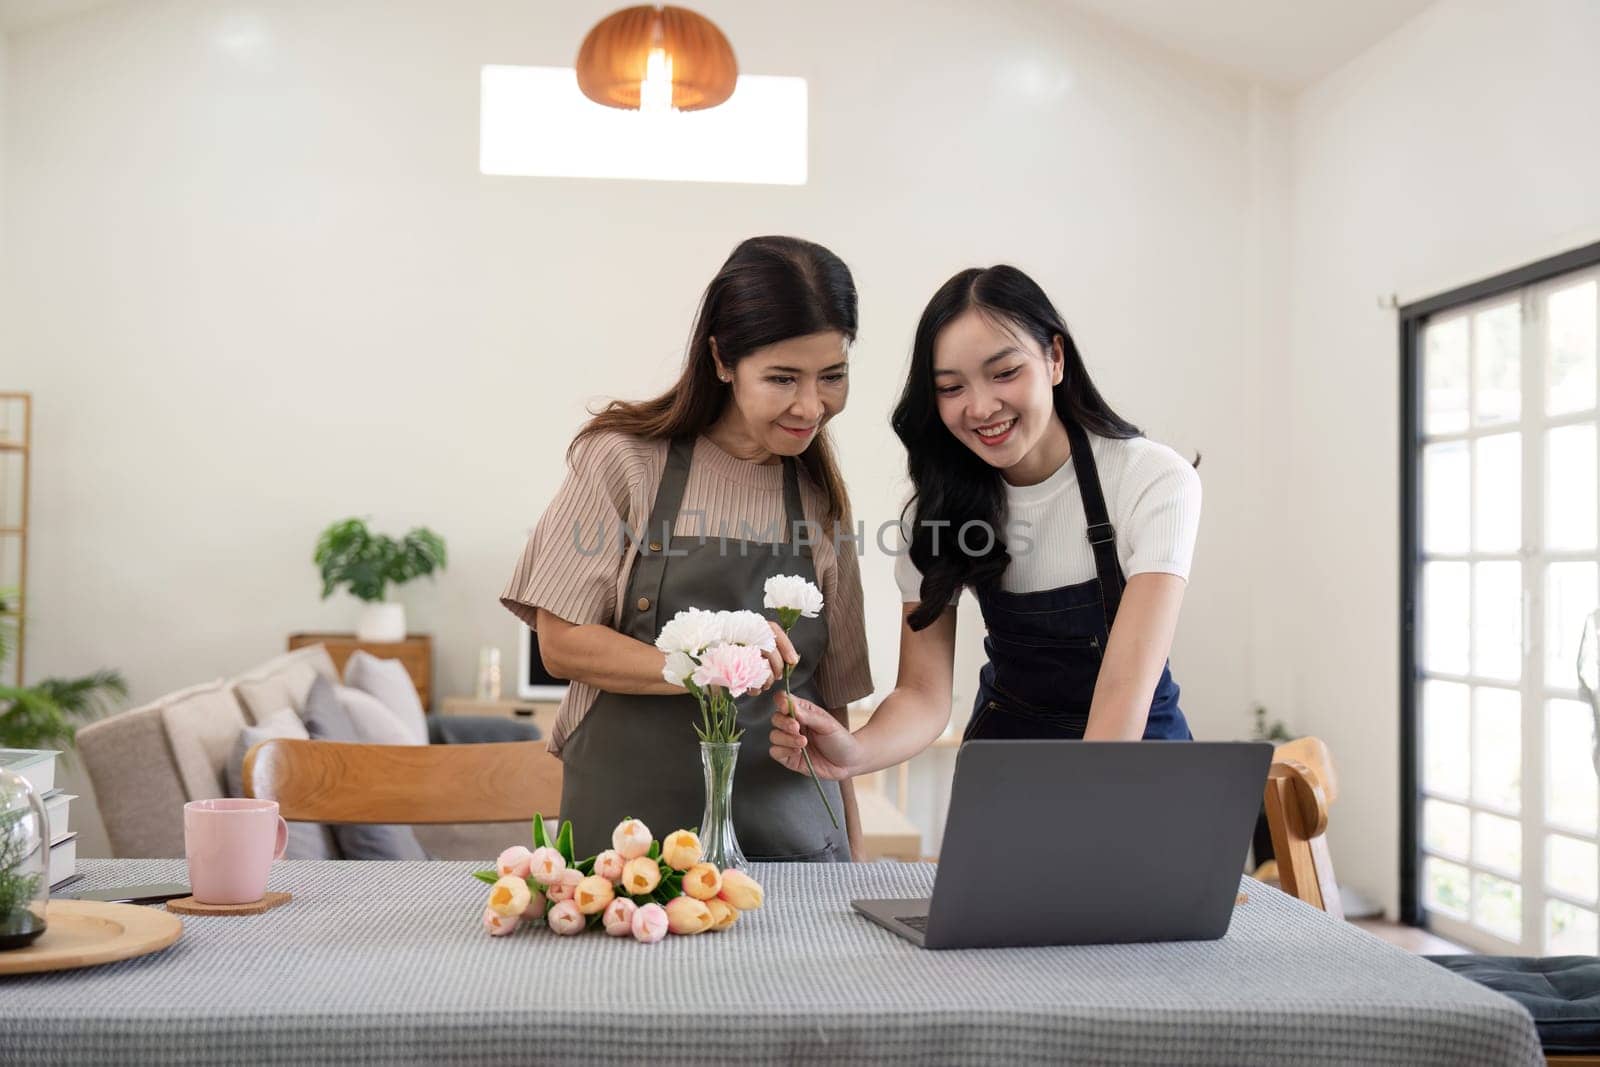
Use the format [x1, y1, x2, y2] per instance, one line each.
[287, 633, 433, 709]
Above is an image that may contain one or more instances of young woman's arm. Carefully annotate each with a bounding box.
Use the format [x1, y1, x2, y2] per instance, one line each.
[537, 608, 796, 697]
[1082, 572, 1187, 740]
[769, 603, 957, 777]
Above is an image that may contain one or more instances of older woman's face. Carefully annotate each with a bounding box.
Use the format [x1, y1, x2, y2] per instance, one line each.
[721, 331, 851, 457]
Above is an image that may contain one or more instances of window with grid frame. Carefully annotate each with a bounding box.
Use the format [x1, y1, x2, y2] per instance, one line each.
[1403, 246, 1600, 954]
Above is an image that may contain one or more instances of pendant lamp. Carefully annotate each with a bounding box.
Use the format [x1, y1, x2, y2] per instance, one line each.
[575, 5, 738, 113]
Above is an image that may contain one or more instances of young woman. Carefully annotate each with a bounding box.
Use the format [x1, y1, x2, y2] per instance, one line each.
[769, 264, 1201, 781]
[502, 236, 873, 861]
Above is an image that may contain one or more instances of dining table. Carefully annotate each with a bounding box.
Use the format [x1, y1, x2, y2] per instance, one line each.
[0, 858, 1542, 1065]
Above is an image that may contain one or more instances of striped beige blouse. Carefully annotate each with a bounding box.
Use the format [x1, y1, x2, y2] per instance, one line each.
[501, 431, 875, 757]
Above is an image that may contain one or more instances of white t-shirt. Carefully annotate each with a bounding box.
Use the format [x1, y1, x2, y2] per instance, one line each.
[894, 432, 1202, 602]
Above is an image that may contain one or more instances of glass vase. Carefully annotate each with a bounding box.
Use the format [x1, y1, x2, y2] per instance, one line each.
[698, 741, 747, 871]
[0, 765, 50, 950]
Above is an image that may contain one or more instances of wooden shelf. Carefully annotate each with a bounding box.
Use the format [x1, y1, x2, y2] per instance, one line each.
[0, 441, 26, 453]
[0, 527, 23, 536]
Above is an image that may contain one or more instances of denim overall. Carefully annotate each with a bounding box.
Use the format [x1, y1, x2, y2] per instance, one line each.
[963, 421, 1192, 742]
[558, 437, 849, 861]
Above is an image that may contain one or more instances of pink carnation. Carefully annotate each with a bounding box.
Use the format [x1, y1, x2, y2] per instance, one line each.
[691, 642, 772, 697]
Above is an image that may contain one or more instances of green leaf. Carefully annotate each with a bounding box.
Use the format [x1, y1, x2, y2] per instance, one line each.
[472, 870, 499, 885]
[647, 841, 660, 861]
[556, 821, 574, 864]
[532, 814, 548, 849]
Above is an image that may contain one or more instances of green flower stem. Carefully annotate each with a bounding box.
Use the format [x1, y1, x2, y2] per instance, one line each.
[784, 664, 839, 830]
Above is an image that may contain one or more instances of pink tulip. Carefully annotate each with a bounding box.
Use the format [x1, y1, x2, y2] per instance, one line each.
[594, 849, 627, 883]
[603, 897, 637, 936]
[486, 875, 531, 918]
[621, 857, 662, 896]
[665, 895, 714, 935]
[631, 902, 669, 944]
[718, 869, 765, 911]
[692, 642, 772, 697]
[529, 847, 566, 886]
[660, 830, 703, 872]
[547, 900, 585, 936]
[547, 867, 583, 904]
[482, 907, 520, 937]
[496, 845, 534, 879]
[523, 886, 548, 920]
[682, 862, 722, 901]
[612, 819, 653, 860]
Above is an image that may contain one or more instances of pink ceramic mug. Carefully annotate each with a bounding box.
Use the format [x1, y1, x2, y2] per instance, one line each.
[184, 798, 288, 904]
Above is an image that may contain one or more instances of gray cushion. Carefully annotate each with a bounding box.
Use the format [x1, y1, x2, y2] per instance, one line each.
[342, 650, 428, 744]
[225, 708, 340, 861]
[426, 715, 541, 745]
[300, 677, 427, 861]
[335, 684, 421, 747]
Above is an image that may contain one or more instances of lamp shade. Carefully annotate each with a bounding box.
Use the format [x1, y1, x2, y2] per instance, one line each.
[575, 5, 738, 112]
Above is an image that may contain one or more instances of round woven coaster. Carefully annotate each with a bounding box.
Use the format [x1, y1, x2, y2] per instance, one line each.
[165, 891, 292, 916]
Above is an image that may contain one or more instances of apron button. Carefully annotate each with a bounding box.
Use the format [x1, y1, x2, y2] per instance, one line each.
[637, 596, 651, 611]
[648, 541, 663, 553]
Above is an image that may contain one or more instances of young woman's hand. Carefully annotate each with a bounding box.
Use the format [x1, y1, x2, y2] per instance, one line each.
[769, 692, 861, 779]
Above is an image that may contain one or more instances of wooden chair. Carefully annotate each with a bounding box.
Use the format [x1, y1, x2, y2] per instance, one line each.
[1261, 736, 1342, 918]
[243, 739, 562, 824]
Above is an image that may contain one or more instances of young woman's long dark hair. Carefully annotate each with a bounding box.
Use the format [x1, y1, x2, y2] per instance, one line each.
[573, 235, 858, 523]
[893, 265, 1140, 630]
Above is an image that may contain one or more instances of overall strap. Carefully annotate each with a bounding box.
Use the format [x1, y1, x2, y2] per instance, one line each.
[1065, 421, 1125, 634]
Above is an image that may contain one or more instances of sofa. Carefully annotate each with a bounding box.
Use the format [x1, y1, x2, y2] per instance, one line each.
[77, 643, 525, 860]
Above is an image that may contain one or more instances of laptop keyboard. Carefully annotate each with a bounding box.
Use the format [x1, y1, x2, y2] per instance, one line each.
[898, 913, 930, 933]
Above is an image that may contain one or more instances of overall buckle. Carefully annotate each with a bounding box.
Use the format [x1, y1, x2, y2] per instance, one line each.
[1086, 522, 1116, 546]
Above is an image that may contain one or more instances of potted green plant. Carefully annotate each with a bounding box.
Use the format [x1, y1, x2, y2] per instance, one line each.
[313, 518, 447, 642]
[0, 671, 129, 754]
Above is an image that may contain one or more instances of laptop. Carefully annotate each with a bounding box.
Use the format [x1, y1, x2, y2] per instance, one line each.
[853, 740, 1272, 949]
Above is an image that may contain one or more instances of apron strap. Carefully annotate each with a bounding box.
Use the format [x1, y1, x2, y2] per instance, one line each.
[623, 437, 696, 642]
[1065, 421, 1125, 635]
[780, 456, 809, 554]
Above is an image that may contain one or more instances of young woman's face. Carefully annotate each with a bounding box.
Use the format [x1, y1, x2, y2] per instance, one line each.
[932, 309, 1063, 471]
[720, 331, 851, 457]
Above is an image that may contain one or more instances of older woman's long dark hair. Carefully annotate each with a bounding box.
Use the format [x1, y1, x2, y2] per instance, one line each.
[574, 235, 858, 523]
[893, 265, 1140, 630]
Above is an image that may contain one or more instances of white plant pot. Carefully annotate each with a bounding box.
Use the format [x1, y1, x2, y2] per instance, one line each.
[356, 602, 406, 643]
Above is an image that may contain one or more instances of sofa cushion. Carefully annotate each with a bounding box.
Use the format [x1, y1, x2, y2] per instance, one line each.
[301, 676, 427, 861]
[229, 644, 340, 724]
[335, 684, 421, 747]
[78, 703, 190, 858]
[342, 650, 428, 744]
[159, 680, 249, 801]
[226, 708, 341, 861]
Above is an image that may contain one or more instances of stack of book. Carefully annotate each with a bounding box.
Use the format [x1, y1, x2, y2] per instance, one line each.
[1, 749, 79, 889]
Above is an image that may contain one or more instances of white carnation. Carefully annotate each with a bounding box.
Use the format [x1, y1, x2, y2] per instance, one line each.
[715, 609, 777, 651]
[654, 607, 723, 655]
[762, 574, 824, 618]
[661, 650, 697, 688]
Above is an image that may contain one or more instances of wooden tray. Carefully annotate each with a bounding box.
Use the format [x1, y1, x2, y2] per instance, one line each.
[0, 899, 182, 976]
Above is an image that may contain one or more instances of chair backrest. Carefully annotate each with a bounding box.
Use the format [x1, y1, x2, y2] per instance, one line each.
[1263, 736, 1343, 918]
[244, 739, 562, 824]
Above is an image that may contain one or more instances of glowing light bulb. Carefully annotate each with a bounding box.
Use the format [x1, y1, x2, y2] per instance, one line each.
[640, 47, 674, 113]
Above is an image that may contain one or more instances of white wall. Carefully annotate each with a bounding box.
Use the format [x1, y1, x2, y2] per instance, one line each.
[1283, 0, 1600, 915]
[4, 0, 1264, 857]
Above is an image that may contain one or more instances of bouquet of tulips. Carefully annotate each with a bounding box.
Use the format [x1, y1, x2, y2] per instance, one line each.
[472, 815, 765, 943]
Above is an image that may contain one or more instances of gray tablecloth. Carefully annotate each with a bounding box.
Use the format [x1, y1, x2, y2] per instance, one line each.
[1, 859, 1540, 1065]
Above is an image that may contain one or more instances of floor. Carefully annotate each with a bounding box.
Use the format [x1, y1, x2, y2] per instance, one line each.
[1351, 918, 1469, 955]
